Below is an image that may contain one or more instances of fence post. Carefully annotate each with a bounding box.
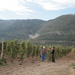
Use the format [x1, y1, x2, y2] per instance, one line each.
[1, 38, 4, 58]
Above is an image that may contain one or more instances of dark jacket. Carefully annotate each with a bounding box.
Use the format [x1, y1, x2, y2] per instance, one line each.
[51, 49, 55, 54]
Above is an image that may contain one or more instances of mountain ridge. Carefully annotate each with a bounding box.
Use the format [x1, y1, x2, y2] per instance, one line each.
[0, 14, 75, 45]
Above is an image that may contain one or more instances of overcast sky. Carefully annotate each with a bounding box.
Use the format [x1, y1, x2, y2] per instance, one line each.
[0, 0, 75, 21]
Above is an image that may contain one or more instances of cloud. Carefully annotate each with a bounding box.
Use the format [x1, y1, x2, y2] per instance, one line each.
[28, 0, 75, 10]
[0, 0, 75, 15]
[37, 2, 66, 10]
[0, 0, 33, 15]
[26, 0, 33, 2]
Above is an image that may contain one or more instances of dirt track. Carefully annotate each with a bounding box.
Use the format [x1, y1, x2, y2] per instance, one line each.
[0, 49, 75, 75]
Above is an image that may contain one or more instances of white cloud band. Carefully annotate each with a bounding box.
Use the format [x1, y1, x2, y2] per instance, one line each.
[0, 0, 75, 15]
[32, 0, 75, 10]
[0, 0, 33, 15]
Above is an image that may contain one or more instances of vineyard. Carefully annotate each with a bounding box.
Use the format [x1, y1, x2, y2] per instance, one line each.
[0, 39, 72, 66]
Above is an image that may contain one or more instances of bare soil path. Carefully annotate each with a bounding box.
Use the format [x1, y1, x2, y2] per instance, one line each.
[0, 49, 75, 75]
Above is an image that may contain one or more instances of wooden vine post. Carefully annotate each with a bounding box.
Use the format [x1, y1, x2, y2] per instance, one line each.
[1, 38, 4, 58]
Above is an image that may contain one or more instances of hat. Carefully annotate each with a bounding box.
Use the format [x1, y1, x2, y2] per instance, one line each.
[43, 46, 45, 48]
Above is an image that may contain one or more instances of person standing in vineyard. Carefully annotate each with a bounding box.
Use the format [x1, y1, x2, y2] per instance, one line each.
[51, 47, 55, 62]
[41, 46, 46, 61]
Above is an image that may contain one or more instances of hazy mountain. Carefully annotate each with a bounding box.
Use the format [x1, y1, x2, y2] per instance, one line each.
[0, 19, 46, 41]
[0, 14, 75, 46]
[34, 14, 75, 45]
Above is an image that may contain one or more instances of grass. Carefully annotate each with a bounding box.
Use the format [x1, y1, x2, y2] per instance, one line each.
[72, 63, 75, 66]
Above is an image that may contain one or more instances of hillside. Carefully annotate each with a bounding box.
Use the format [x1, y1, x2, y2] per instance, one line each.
[0, 14, 75, 45]
[0, 19, 45, 41]
[34, 14, 75, 45]
[39, 14, 75, 33]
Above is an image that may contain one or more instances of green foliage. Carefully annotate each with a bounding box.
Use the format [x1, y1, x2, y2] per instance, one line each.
[0, 58, 7, 66]
[19, 41, 26, 60]
[4, 39, 72, 64]
[47, 49, 51, 62]
[25, 41, 32, 57]
[54, 45, 71, 58]
[46, 45, 72, 60]
[31, 45, 36, 58]
[0, 19, 45, 41]
[35, 45, 40, 56]
[5, 39, 19, 59]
